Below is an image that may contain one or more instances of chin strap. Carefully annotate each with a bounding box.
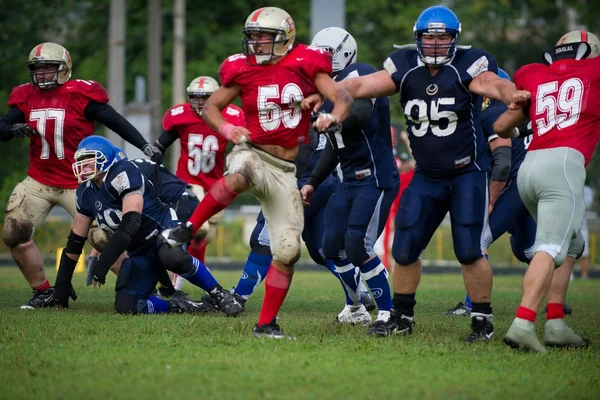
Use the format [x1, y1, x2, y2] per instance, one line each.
[543, 42, 591, 65]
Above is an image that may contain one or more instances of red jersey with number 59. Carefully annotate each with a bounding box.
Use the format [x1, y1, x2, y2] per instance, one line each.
[218, 44, 332, 148]
[162, 103, 245, 190]
[8, 80, 109, 188]
[515, 57, 600, 166]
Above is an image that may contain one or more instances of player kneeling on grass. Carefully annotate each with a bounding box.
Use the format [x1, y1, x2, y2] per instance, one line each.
[53, 135, 243, 316]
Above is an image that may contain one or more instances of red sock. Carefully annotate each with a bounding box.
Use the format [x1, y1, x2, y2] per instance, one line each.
[188, 238, 207, 264]
[516, 306, 537, 323]
[257, 265, 293, 326]
[34, 280, 50, 292]
[546, 303, 565, 320]
[189, 179, 238, 233]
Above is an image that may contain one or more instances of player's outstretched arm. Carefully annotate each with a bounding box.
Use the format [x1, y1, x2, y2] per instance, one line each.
[468, 71, 517, 105]
[341, 70, 397, 100]
[154, 129, 179, 154]
[92, 193, 144, 288]
[493, 109, 528, 139]
[0, 107, 35, 141]
[54, 213, 93, 308]
[203, 84, 249, 145]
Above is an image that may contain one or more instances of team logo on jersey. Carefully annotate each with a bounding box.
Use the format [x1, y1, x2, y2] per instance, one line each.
[481, 97, 491, 112]
[426, 84, 439, 96]
[95, 200, 102, 211]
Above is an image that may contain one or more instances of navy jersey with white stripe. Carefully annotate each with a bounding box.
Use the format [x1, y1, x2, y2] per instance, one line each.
[321, 62, 398, 188]
[384, 48, 496, 177]
[480, 99, 529, 181]
[76, 160, 175, 254]
[131, 158, 187, 205]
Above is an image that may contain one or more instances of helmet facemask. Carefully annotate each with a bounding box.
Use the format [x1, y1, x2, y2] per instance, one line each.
[242, 28, 290, 65]
[188, 95, 211, 116]
[72, 149, 112, 183]
[415, 25, 460, 66]
[27, 61, 67, 92]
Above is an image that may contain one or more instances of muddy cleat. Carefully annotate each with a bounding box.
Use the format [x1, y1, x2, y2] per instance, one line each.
[156, 285, 177, 299]
[544, 319, 589, 348]
[444, 301, 471, 316]
[229, 287, 247, 312]
[360, 291, 376, 312]
[253, 319, 294, 339]
[503, 318, 546, 353]
[367, 311, 413, 337]
[167, 292, 215, 313]
[335, 304, 372, 325]
[207, 287, 244, 317]
[464, 314, 494, 343]
[21, 287, 55, 309]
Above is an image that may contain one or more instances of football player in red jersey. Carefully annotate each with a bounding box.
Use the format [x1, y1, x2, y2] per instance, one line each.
[493, 31, 600, 352]
[155, 75, 245, 290]
[0, 42, 162, 309]
[161, 7, 352, 338]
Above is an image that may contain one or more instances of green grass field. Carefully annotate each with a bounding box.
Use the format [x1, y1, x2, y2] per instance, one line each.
[1, 267, 599, 400]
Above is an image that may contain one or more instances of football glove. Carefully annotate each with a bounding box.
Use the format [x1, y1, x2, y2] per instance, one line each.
[90, 258, 111, 285]
[10, 123, 36, 138]
[53, 282, 78, 309]
[143, 143, 163, 164]
[160, 221, 194, 248]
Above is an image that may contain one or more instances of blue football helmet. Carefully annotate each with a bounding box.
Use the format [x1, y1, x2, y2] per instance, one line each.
[113, 146, 128, 161]
[497, 68, 511, 81]
[414, 6, 461, 66]
[72, 135, 118, 183]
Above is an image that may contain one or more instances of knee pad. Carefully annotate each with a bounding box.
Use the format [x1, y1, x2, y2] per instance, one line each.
[114, 257, 156, 314]
[272, 229, 301, 266]
[227, 147, 264, 186]
[567, 231, 585, 261]
[510, 235, 533, 264]
[88, 226, 109, 252]
[455, 246, 484, 266]
[114, 290, 149, 314]
[392, 190, 422, 265]
[158, 244, 194, 275]
[1, 217, 34, 247]
[344, 229, 370, 266]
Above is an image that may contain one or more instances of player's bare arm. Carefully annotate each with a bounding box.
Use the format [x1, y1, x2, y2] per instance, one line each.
[202, 84, 250, 145]
[342, 70, 397, 99]
[493, 109, 528, 139]
[313, 72, 353, 131]
[468, 71, 517, 105]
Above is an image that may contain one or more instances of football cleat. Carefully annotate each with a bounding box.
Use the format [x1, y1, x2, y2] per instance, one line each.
[503, 318, 546, 353]
[360, 290, 376, 312]
[544, 319, 589, 348]
[205, 287, 244, 317]
[156, 285, 177, 299]
[335, 304, 372, 325]
[167, 292, 215, 313]
[253, 319, 294, 339]
[443, 301, 471, 316]
[464, 314, 494, 343]
[367, 310, 413, 337]
[229, 287, 247, 312]
[20, 287, 55, 309]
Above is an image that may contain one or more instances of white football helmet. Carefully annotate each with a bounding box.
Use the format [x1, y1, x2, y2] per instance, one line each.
[555, 30, 600, 59]
[27, 42, 72, 91]
[311, 27, 357, 73]
[242, 7, 296, 65]
[187, 76, 220, 115]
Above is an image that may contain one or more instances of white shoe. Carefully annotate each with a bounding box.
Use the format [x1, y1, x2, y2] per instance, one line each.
[544, 319, 589, 348]
[336, 304, 372, 325]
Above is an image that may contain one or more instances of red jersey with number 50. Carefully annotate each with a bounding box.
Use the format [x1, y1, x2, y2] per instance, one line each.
[515, 57, 600, 166]
[8, 80, 109, 188]
[162, 103, 245, 190]
[218, 44, 332, 148]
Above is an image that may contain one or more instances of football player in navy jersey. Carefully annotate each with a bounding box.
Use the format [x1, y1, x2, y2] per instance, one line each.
[335, 6, 530, 341]
[444, 69, 536, 316]
[53, 136, 243, 316]
[301, 27, 399, 334]
[229, 127, 375, 316]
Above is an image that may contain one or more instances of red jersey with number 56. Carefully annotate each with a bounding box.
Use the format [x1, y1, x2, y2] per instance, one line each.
[8, 80, 109, 188]
[515, 57, 600, 166]
[218, 44, 332, 148]
[162, 103, 245, 190]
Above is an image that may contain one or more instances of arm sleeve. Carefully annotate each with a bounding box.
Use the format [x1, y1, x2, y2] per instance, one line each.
[491, 145, 512, 182]
[0, 106, 26, 142]
[295, 128, 319, 179]
[84, 102, 148, 150]
[306, 139, 338, 188]
[341, 98, 373, 132]
[155, 129, 179, 151]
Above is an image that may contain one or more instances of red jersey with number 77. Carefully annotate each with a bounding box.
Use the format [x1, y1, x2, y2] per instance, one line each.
[218, 44, 332, 148]
[8, 80, 109, 189]
[514, 57, 600, 166]
[162, 103, 245, 190]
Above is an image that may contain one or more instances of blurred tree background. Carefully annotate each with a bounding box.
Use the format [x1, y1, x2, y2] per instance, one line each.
[1, 0, 599, 217]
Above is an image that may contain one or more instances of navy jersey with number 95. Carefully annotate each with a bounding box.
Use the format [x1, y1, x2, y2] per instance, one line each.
[383, 48, 497, 177]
